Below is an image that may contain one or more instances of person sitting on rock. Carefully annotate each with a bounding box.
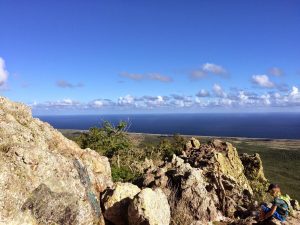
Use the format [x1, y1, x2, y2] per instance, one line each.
[259, 183, 291, 223]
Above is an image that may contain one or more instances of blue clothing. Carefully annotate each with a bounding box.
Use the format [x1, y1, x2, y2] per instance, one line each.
[272, 197, 289, 217]
[261, 205, 286, 222]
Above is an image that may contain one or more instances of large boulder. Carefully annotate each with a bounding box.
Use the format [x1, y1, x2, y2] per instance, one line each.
[141, 155, 221, 224]
[185, 137, 201, 151]
[128, 188, 170, 225]
[0, 97, 113, 225]
[102, 182, 141, 225]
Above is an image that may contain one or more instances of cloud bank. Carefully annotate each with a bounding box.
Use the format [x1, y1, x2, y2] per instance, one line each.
[30, 85, 300, 113]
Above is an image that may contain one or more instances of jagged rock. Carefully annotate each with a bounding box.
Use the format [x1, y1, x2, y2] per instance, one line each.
[0, 97, 113, 225]
[139, 140, 270, 223]
[128, 188, 170, 225]
[240, 153, 269, 201]
[291, 199, 300, 211]
[102, 182, 141, 225]
[185, 137, 201, 151]
[212, 139, 226, 149]
[212, 142, 253, 196]
[140, 155, 221, 223]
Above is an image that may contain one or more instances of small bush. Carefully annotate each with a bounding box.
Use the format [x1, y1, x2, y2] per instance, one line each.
[157, 134, 187, 159]
[77, 120, 132, 157]
[111, 165, 141, 182]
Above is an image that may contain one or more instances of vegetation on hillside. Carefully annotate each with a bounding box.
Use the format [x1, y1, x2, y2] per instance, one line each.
[75, 121, 187, 182]
[68, 121, 300, 200]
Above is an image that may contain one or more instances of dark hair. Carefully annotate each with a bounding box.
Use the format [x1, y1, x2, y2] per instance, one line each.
[266, 183, 280, 192]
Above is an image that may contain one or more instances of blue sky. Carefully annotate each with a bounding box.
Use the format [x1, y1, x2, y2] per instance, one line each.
[0, 0, 300, 114]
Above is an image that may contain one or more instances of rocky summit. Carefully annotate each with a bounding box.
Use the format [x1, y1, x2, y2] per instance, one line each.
[0, 96, 113, 225]
[0, 96, 299, 225]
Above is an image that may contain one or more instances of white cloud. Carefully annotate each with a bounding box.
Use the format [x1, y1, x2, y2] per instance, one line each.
[261, 94, 271, 105]
[90, 99, 114, 108]
[238, 91, 248, 101]
[290, 86, 299, 98]
[196, 89, 210, 97]
[252, 74, 275, 88]
[120, 72, 144, 81]
[56, 80, 84, 88]
[218, 98, 233, 106]
[93, 100, 104, 107]
[62, 98, 73, 105]
[41, 99, 80, 107]
[144, 95, 166, 107]
[118, 95, 135, 106]
[148, 73, 173, 82]
[269, 67, 284, 76]
[189, 63, 227, 80]
[202, 63, 227, 75]
[0, 57, 9, 86]
[212, 84, 227, 98]
[189, 70, 207, 79]
[236, 91, 253, 105]
[120, 72, 173, 83]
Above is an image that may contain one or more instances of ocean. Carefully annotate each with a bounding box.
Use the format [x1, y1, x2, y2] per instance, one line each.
[36, 113, 300, 139]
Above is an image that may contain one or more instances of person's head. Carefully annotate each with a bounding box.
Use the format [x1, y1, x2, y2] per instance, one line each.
[267, 183, 281, 197]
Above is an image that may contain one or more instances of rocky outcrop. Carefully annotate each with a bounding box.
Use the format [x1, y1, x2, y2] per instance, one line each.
[139, 140, 268, 223]
[185, 137, 201, 151]
[128, 188, 170, 225]
[240, 153, 269, 201]
[139, 138, 300, 224]
[102, 182, 141, 225]
[0, 97, 113, 225]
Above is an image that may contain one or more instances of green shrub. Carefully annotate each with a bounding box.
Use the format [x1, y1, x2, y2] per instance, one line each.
[75, 121, 187, 182]
[111, 165, 141, 182]
[77, 120, 132, 157]
[157, 134, 187, 159]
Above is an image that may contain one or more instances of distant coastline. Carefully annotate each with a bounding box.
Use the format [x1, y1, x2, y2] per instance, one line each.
[38, 113, 300, 140]
[60, 128, 300, 141]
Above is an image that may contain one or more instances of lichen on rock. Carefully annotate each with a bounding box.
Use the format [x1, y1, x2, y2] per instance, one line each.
[240, 153, 269, 202]
[0, 96, 112, 225]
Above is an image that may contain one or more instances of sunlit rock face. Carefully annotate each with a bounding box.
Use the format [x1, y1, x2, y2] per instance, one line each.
[139, 138, 300, 224]
[127, 188, 171, 225]
[102, 182, 141, 225]
[0, 96, 113, 225]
